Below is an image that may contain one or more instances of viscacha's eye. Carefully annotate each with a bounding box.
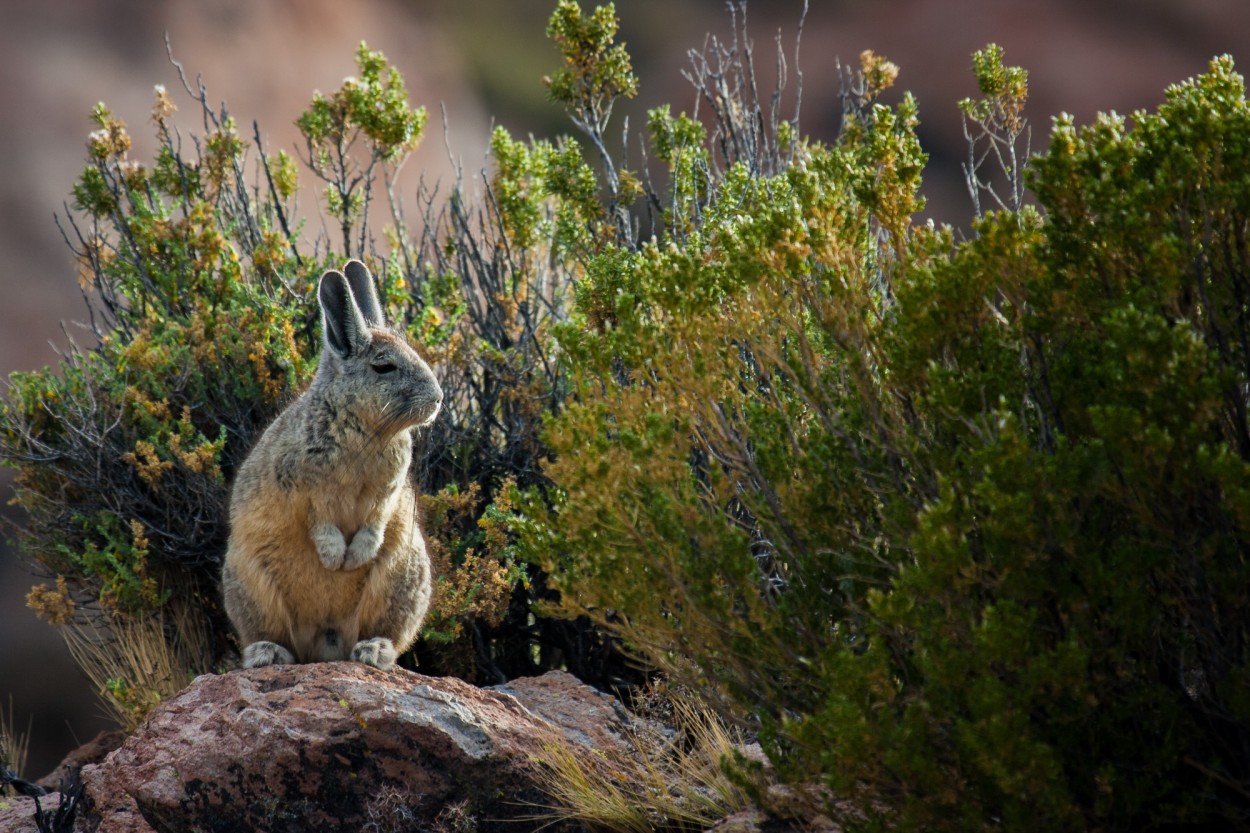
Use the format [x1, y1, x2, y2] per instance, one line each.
[371, 361, 398, 375]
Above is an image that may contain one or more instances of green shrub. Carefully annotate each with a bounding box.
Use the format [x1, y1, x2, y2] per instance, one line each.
[3, 77, 325, 717]
[0, 26, 633, 716]
[535, 32, 1250, 832]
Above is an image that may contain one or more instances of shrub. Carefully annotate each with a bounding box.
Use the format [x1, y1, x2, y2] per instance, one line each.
[535, 29, 1250, 833]
[4, 84, 319, 719]
[0, 25, 636, 720]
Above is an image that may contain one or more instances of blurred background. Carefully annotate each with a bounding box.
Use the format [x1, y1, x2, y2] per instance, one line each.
[2, 0, 1247, 779]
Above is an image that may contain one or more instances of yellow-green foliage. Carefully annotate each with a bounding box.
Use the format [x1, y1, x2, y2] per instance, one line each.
[420, 481, 526, 667]
[297, 41, 427, 253]
[4, 90, 317, 607]
[532, 36, 1250, 833]
[62, 597, 216, 732]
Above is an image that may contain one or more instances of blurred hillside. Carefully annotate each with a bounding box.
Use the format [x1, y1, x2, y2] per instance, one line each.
[2, 0, 1247, 779]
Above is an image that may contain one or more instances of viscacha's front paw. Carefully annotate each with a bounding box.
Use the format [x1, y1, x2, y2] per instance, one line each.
[312, 523, 347, 570]
[343, 526, 383, 570]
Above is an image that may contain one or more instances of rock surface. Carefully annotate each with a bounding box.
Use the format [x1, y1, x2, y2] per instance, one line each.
[0, 793, 66, 833]
[1, 666, 648, 833]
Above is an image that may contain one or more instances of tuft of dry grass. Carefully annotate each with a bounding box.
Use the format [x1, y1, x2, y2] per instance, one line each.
[0, 695, 33, 795]
[61, 597, 215, 732]
[529, 688, 755, 832]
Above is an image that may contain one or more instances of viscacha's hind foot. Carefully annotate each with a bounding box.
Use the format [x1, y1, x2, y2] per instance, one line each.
[350, 637, 397, 670]
[242, 641, 296, 668]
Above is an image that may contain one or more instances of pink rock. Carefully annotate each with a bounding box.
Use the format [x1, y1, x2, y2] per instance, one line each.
[80, 665, 641, 832]
[0, 794, 54, 833]
[80, 763, 156, 833]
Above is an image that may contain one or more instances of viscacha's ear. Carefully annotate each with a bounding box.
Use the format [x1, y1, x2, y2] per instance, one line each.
[343, 259, 386, 327]
[318, 269, 371, 359]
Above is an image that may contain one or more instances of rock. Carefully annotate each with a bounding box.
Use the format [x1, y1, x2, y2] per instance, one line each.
[0, 794, 50, 833]
[0, 785, 111, 833]
[0, 728, 150, 833]
[71, 665, 644, 832]
[706, 808, 768, 833]
[79, 764, 156, 833]
[760, 783, 852, 833]
[492, 670, 636, 751]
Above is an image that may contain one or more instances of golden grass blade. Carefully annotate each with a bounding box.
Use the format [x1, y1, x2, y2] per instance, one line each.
[527, 688, 754, 832]
[61, 598, 214, 732]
